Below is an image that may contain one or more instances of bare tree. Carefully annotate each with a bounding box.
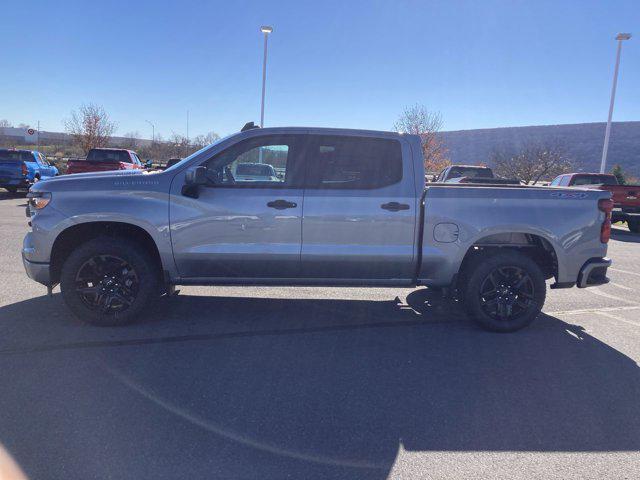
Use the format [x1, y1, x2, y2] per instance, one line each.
[394, 104, 449, 172]
[492, 142, 572, 184]
[192, 131, 220, 149]
[17, 123, 30, 129]
[121, 131, 141, 150]
[64, 104, 116, 154]
[0, 119, 12, 128]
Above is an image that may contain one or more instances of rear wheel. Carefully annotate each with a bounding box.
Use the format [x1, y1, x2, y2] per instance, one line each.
[60, 237, 160, 326]
[628, 218, 640, 233]
[462, 251, 546, 332]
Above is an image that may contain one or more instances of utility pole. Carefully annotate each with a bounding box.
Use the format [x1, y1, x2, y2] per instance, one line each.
[145, 120, 155, 144]
[600, 33, 632, 174]
[259, 26, 273, 127]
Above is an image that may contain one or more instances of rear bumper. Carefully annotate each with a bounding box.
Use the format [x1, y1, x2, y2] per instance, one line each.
[0, 178, 30, 188]
[577, 257, 611, 288]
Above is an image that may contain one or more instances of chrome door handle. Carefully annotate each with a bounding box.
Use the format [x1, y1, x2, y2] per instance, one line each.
[267, 199, 297, 210]
[381, 202, 410, 212]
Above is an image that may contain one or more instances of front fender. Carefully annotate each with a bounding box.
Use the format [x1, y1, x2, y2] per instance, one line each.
[38, 189, 176, 278]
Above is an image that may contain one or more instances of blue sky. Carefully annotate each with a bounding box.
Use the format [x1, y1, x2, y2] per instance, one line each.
[1, 0, 638, 138]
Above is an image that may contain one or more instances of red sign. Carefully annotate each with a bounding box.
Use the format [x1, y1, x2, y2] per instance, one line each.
[27, 128, 36, 135]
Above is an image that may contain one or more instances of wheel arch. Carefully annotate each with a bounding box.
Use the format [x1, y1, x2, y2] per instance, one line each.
[459, 231, 559, 284]
[50, 221, 164, 285]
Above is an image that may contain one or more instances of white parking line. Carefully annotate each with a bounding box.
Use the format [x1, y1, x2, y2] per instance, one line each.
[548, 305, 640, 316]
[610, 267, 640, 278]
[590, 288, 640, 305]
[608, 281, 634, 292]
[596, 310, 640, 328]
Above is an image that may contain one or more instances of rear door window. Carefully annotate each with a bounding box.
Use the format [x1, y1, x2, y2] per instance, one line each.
[86, 150, 130, 163]
[304, 136, 403, 189]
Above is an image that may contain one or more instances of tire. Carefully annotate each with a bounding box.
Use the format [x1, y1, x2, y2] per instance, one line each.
[461, 251, 546, 332]
[628, 218, 640, 234]
[60, 237, 160, 326]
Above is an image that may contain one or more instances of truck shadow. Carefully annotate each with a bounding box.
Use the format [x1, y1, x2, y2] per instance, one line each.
[611, 226, 640, 243]
[0, 290, 638, 479]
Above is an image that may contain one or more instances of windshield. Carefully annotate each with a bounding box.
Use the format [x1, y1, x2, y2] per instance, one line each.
[86, 150, 130, 163]
[572, 174, 618, 186]
[235, 163, 275, 176]
[448, 167, 493, 178]
[163, 134, 233, 172]
[0, 150, 32, 163]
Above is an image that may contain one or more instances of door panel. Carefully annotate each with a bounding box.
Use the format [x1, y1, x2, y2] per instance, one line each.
[170, 134, 304, 278]
[300, 135, 417, 279]
[301, 189, 416, 279]
[170, 187, 303, 277]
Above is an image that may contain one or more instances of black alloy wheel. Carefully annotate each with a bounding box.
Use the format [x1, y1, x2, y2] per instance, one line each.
[75, 254, 140, 314]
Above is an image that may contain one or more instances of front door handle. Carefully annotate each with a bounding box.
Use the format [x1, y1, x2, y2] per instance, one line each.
[381, 202, 410, 212]
[267, 199, 298, 210]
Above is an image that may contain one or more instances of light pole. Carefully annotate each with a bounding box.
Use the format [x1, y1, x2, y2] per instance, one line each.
[600, 33, 632, 174]
[259, 26, 273, 128]
[145, 120, 155, 143]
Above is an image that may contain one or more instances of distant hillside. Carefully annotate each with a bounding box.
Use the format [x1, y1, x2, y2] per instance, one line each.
[440, 121, 640, 177]
[2, 121, 638, 177]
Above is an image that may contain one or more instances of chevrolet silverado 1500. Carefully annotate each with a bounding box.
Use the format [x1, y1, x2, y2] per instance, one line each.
[23, 127, 612, 332]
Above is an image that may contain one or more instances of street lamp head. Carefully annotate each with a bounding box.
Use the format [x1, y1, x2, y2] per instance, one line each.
[260, 25, 273, 34]
[616, 33, 632, 41]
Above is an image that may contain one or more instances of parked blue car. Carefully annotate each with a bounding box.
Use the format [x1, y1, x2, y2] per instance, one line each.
[0, 149, 59, 194]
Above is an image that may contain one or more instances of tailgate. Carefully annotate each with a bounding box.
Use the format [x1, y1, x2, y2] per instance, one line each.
[604, 185, 640, 208]
[67, 161, 121, 174]
[0, 161, 23, 181]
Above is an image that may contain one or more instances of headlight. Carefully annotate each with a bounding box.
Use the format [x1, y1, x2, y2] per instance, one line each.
[27, 192, 52, 210]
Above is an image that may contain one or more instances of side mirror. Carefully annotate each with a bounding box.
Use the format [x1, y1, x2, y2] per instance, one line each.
[145, 159, 153, 168]
[185, 166, 207, 186]
[182, 166, 207, 198]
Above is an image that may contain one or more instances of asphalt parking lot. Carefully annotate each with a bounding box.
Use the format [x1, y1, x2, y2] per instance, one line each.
[0, 191, 639, 480]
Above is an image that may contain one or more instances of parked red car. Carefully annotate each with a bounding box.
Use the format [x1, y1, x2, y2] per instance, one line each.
[66, 148, 147, 174]
[550, 173, 640, 232]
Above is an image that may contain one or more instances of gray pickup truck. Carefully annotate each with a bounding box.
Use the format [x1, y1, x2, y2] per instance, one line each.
[23, 126, 613, 332]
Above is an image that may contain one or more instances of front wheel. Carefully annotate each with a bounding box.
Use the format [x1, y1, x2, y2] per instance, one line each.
[462, 251, 546, 332]
[60, 237, 160, 326]
[628, 218, 640, 233]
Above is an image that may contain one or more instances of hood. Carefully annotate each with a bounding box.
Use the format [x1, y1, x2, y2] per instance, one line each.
[31, 169, 156, 193]
[54, 169, 146, 181]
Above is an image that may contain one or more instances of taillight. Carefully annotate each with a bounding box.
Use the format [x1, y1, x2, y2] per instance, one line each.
[598, 198, 614, 243]
[21, 163, 28, 176]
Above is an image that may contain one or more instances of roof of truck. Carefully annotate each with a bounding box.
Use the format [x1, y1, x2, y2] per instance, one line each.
[243, 126, 414, 138]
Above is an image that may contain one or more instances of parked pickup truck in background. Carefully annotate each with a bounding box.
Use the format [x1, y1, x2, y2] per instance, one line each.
[23, 126, 612, 332]
[436, 164, 520, 185]
[0, 148, 58, 194]
[551, 173, 640, 233]
[66, 148, 147, 175]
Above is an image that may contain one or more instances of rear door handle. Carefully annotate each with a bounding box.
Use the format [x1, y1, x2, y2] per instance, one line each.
[381, 202, 410, 212]
[267, 199, 298, 210]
